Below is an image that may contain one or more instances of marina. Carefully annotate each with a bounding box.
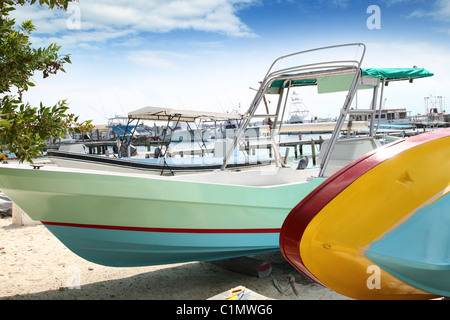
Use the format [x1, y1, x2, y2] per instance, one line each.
[2, 0, 450, 304]
[43, 93, 447, 174]
[46, 105, 371, 174]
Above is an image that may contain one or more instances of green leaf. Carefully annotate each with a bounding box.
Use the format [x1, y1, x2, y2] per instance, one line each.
[0, 0, 82, 163]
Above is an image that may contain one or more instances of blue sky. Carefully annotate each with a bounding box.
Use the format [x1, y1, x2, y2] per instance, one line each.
[12, 0, 450, 123]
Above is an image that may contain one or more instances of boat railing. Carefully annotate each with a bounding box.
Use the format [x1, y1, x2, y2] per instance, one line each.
[265, 63, 359, 84]
[221, 43, 367, 172]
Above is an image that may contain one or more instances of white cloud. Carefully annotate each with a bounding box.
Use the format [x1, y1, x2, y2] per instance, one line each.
[329, 0, 350, 8]
[11, 0, 258, 48]
[19, 38, 450, 124]
[409, 0, 450, 20]
[407, 0, 450, 36]
[431, 0, 450, 20]
[381, 0, 413, 7]
[125, 50, 190, 69]
[80, 0, 258, 36]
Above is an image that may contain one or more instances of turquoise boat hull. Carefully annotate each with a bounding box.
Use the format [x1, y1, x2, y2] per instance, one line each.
[44, 222, 280, 267]
[366, 191, 450, 297]
[0, 165, 323, 267]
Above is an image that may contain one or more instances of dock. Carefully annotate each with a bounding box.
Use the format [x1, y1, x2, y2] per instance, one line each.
[44, 124, 446, 164]
[46, 140, 168, 155]
[46, 137, 324, 158]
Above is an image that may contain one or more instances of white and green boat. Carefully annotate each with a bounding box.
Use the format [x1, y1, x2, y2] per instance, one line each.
[0, 44, 433, 267]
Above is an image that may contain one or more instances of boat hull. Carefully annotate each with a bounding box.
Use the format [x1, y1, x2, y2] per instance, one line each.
[43, 222, 280, 267]
[0, 165, 323, 267]
[280, 128, 450, 299]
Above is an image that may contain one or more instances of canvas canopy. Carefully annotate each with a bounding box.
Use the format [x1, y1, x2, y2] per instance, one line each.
[361, 68, 434, 80]
[128, 106, 244, 122]
[266, 67, 434, 94]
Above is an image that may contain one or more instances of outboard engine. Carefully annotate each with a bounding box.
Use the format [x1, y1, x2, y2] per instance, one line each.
[154, 147, 162, 158]
[119, 143, 137, 158]
[296, 156, 309, 170]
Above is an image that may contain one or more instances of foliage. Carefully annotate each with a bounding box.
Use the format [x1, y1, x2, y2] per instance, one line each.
[0, 96, 92, 162]
[0, 0, 93, 163]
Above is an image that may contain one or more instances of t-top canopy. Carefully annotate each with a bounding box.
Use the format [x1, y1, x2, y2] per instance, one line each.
[128, 106, 244, 122]
[267, 67, 434, 90]
[361, 68, 434, 80]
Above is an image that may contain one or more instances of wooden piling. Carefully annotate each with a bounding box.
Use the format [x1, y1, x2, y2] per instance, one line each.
[311, 139, 316, 165]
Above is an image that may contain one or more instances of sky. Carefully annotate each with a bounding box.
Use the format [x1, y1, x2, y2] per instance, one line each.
[10, 0, 450, 124]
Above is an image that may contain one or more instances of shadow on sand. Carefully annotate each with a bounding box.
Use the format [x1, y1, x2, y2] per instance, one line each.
[2, 252, 316, 300]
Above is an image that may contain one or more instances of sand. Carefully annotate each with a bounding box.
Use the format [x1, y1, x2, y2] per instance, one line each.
[0, 216, 349, 300]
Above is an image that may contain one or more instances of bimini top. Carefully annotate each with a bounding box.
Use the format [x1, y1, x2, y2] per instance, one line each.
[361, 68, 434, 81]
[128, 106, 244, 122]
[268, 67, 434, 91]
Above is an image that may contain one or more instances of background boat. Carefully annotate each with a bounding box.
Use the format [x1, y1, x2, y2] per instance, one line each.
[48, 108, 274, 175]
[287, 92, 315, 124]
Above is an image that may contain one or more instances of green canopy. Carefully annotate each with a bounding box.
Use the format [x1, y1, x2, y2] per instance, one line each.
[269, 78, 317, 88]
[266, 67, 433, 94]
[361, 68, 434, 80]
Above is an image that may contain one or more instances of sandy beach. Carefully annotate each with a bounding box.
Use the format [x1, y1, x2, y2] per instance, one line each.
[0, 216, 349, 300]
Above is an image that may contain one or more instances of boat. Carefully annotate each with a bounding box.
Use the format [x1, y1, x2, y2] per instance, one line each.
[0, 44, 434, 267]
[288, 92, 315, 124]
[167, 122, 207, 142]
[280, 128, 450, 299]
[47, 107, 273, 175]
[375, 108, 411, 126]
[354, 106, 415, 130]
[107, 115, 135, 140]
[413, 94, 450, 128]
[47, 147, 274, 175]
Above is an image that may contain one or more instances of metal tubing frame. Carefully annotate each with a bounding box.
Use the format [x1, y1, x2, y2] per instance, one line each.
[221, 43, 367, 171]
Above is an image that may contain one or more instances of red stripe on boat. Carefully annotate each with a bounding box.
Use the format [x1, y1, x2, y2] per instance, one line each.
[42, 221, 280, 234]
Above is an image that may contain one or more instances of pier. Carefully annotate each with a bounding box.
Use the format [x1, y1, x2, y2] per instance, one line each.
[44, 123, 447, 166]
[45, 137, 325, 166]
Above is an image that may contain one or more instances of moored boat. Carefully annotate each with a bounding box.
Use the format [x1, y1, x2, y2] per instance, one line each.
[47, 148, 273, 175]
[48, 107, 273, 175]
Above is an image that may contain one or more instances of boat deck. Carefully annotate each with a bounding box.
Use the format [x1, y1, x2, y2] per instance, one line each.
[2, 162, 322, 188]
